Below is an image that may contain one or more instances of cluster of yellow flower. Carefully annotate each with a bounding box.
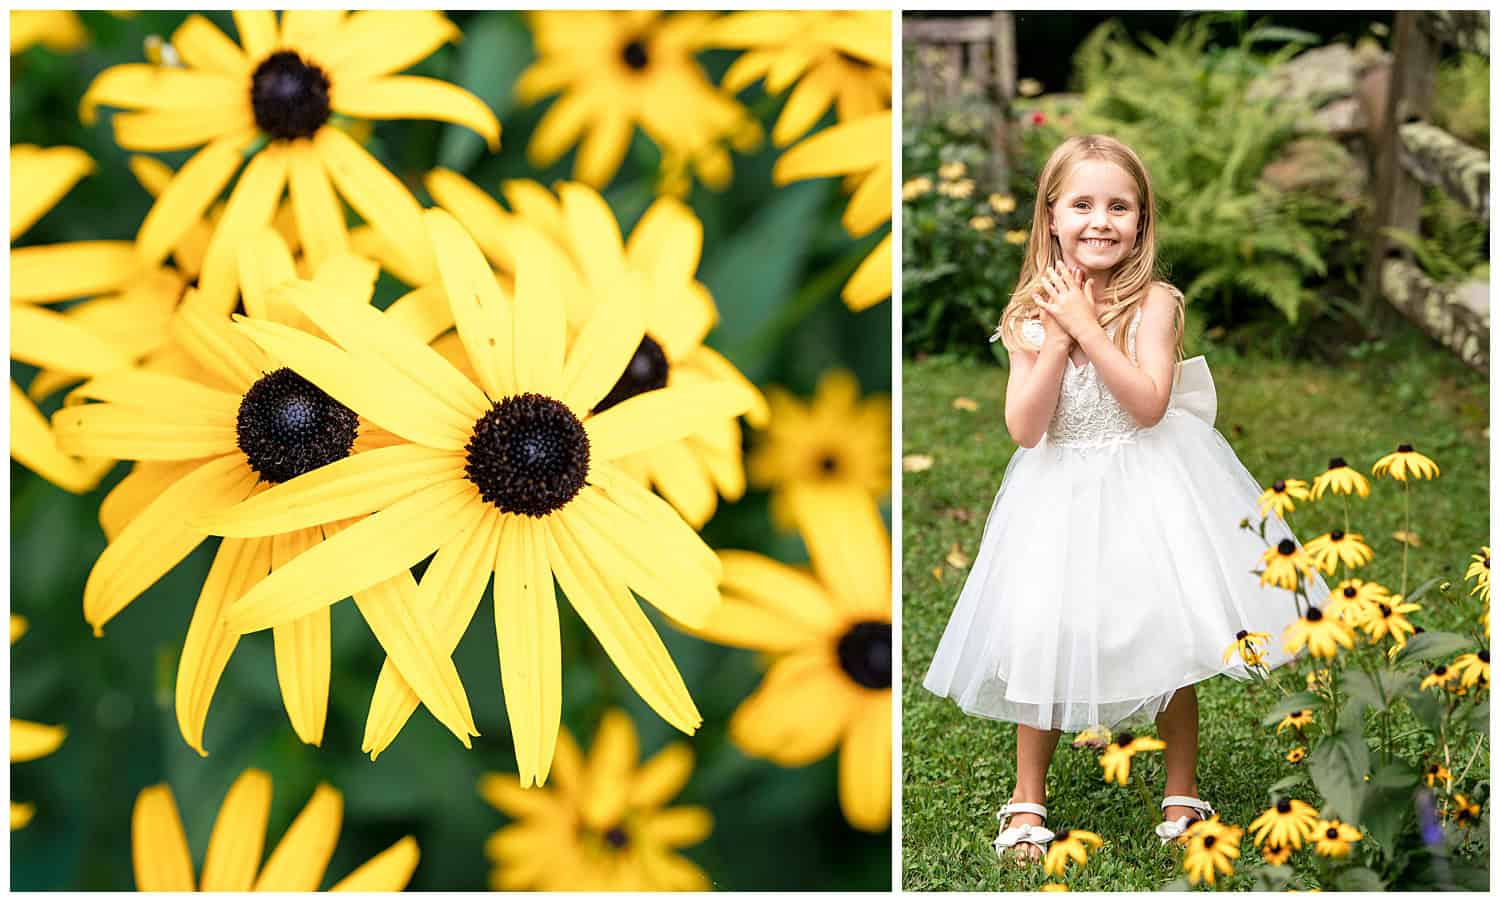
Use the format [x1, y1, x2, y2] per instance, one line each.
[10, 10, 893, 891]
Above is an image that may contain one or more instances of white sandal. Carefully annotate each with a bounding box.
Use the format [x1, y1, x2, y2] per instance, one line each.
[994, 801, 1055, 862]
[1156, 795, 1215, 843]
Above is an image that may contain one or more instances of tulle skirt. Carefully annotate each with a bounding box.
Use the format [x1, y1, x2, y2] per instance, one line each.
[922, 408, 1330, 732]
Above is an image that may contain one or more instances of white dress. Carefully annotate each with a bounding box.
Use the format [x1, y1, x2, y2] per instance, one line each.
[923, 303, 1329, 731]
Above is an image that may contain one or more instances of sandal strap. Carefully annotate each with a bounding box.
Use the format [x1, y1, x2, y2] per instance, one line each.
[1161, 796, 1215, 816]
[996, 824, 1056, 850]
[997, 801, 1048, 820]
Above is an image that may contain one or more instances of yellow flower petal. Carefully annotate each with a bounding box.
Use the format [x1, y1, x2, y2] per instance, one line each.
[575, 112, 633, 189]
[176, 534, 271, 755]
[132, 785, 196, 890]
[730, 651, 856, 765]
[477, 773, 553, 819]
[844, 232, 891, 311]
[790, 484, 889, 618]
[80, 64, 245, 126]
[844, 159, 892, 237]
[644, 442, 718, 528]
[333, 75, 500, 151]
[630, 742, 694, 810]
[232, 10, 278, 60]
[10, 145, 93, 241]
[424, 168, 515, 267]
[199, 768, 272, 891]
[423, 207, 515, 400]
[527, 90, 593, 169]
[82, 454, 258, 635]
[9, 382, 112, 493]
[559, 182, 629, 292]
[509, 227, 570, 397]
[12, 801, 35, 831]
[581, 708, 637, 828]
[195, 144, 291, 315]
[10, 241, 137, 304]
[774, 110, 890, 183]
[272, 528, 332, 745]
[839, 693, 892, 831]
[697, 550, 840, 649]
[545, 518, 701, 734]
[10, 719, 66, 762]
[773, 61, 838, 146]
[133, 130, 253, 268]
[559, 273, 646, 414]
[170, 15, 250, 76]
[495, 517, 564, 787]
[109, 104, 254, 153]
[315, 10, 458, 81]
[327, 835, 419, 891]
[286, 139, 349, 272]
[626, 196, 704, 300]
[237, 227, 301, 323]
[383, 284, 454, 346]
[11, 615, 26, 645]
[10, 303, 135, 375]
[585, 382, 756, 462]
[314, 125, 435, 283]
[52, 400, 239, 462]
[278, 10, 344, 55]
[641, 805, 713, 848]
[253, 784, 342, 891]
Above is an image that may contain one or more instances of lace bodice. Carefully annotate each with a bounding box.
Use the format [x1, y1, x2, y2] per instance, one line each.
[1022, 309, 1144, 449]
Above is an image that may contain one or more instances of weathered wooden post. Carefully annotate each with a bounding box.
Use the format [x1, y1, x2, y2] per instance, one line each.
[990, 12, 1016, 189]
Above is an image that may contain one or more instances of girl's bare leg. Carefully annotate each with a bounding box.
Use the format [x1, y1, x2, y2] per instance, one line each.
[1155, 685, 1201, 822]
[1005, 725, 1063, 861]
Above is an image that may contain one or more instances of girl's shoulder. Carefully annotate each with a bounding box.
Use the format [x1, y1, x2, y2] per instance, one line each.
[1150, 281, 1186, 305]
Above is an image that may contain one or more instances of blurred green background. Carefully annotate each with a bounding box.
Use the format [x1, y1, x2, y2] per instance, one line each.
[11, 10, 891, 890]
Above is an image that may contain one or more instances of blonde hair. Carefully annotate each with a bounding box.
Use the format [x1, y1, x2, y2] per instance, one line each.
[995, 134, 1183, 357]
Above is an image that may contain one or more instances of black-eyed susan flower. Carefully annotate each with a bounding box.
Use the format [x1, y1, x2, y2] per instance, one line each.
[11, 616, 66, 830]
[970, 215, 996, 231]
[1325, 578, 1389, 624]
[1309, 457, 1370, 500]
[1371, 443, 1440, 481]
[1006, 229, 1028, 244]
[1223, 630, 1271, 668]
[1286, 747, 1307, 764]
[990, 193, 1017, 214]
[748, 369, 889, 531]
[1420, 665, 1457, 691]
[205, 211, 754, 784]
[11, 10, 86, 55]
[1450, 794, 1481, 828]
[1451, 650, 1490, 688]
[1098, 732, 1165, 786]
[1181, 817, 1242, 886]
[1072, 725, 1111, 750]
[937, 161, 966, 181]
[479, 708, 711, 890]
[902, 176, 933, 201]
[53, 239, 476, 755]
[710, 10, 890, 147]
[685, 485, 892, 831]
[416, 172, 769, 529]
[1260, 539, 1317, 590]
[82, 10, 500, 313]
[132, 768, 417, 890]
[1261, 842, 1292, 866]
[1303, 530, 1373, 574]
[1283, 607, 1355, 660]
[938, 177, 975, 199]
[1257, 479, 1310, 518]
[1249, 798, 1319, 850]
[1276, 710, 1314, 734]
[1311, 818, 1362, 858]
[1423, 763, 1452, 789]
[10, 144, 146, 493]
[1466, 546, 1490, 603]
[1040, 883, 1069, 892]
[1358, 595, 1421, 646]
[774, 108, 892, 310]
[1042, 829, 1103, 878]
[518, 11, 753, 191]
[1305, 668, 1331, 691]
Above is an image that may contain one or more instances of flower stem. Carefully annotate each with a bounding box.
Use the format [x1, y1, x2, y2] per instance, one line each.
[1401, 480, 1411, 596]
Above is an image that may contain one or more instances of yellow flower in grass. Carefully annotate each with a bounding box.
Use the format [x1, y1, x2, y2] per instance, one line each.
[1098, 732, 1165, 785]
[937, 161, 966, 181]
[1260, 842, 1292, 866]
[748, 369, 890, 531]
[1357, 595, 1420, 646]
[1181, 817, 1242, 886]
[1285, 747, 1307, 764]
[479, 709, 711, 890]
[11, 10, 87, 55]
[414, 172, 769, 529]
[1283, 607, 1355, 660]
[1257, 478, 1310, 518]
[1420, 664, 1457, 691]
[518, 11, 752, 191]
[1276, 710, 1313, 734]
[11, 616, 66, 830]
[686, 485, 892, 831]
[774, 109, 892, 310]
[1260, 539, 1317, 590]
[10, 145, 147, 493]
[1466, 546, 1490, 603]
[1303, 530, 1373, 574]
[1043, 829, 1103, 878]
[902, 176, 933, 201]
[1450, 794, 1482, 827]
[203, 211, 754, 783]
[711, 10, 890, 147]
[938, 178, 975, 199]
[1311, 818, 1361, 858]
[1371, 443, 1440, 481]
[1309, 456, 1369, 500]
[132, 769, 417, 890]
[1222, 629, 1271, 667]
[1451, 650, 1490, 688]
[81, 10, 500, 313]
[52, 239, 477, 756]
[1325, 578, 1389, 624]
[1249, 798, 1319, 850]
[1423, 763, 1452, 789]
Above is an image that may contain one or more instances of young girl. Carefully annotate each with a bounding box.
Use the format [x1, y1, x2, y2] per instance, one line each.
[922, 135, 1329, 863]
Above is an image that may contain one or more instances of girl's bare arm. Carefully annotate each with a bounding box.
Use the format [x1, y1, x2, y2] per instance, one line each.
[1003, 326, 1072, 448]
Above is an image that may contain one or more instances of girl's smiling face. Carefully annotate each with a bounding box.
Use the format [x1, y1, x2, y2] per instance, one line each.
[1049, 159, 1141, 280]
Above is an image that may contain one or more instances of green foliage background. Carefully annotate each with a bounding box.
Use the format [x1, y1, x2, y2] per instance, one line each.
[11, 10, 892, 891]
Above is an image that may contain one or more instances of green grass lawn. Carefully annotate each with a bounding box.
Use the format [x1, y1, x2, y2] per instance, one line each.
[900, 327, 1489, 891]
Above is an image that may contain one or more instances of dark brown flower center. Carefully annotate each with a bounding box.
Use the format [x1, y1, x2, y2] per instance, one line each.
[818, 453, 841, 477]
[621, 38, 649, 70]
[1276, 799, 1292, 813]
[1480, 650, 1491, 663]
[1330, 530, 1345, 541]
[1379, 603, 1392, 617]
[1328, 457, 1347, 470]
[1272, 479, 1286, 492]
[237, 368, 358, 484]
[1235, 630, 1248, 640]
[592, 335, 668, 415]
[1397, 443, 1413, 453]
[1435, 666, 1448, 676]
[1277, 539, 1296, 556]
[1114, 732, 1134, 747]
[1326, 827, 1340, 839]
[1202, 835, 1217, 849]
[837, 621, 891, 689]
[1306, 607, 1324, 622]
[1343, 586, 1357, 598]
[251, 50, 331, 140]
[603, 826, 629, 849]
[466, 393, 589, 516]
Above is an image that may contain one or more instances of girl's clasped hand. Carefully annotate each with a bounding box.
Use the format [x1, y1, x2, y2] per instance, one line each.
[1033, 262, 1101, 344]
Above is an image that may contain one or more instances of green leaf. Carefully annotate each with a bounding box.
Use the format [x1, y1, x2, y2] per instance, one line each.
[1308, 726, 1369, 822]
[1251, 864, 1295, 892]
[436, 12, 531, 173]
[1404, 575, 1445, 605]
[1396, 630, 1475, 664]
[1335, 866, 1386, 891]
[1262, 691, 1323, 727]
[1404, 685, 1445, 734]
[1371, 760, 1420, 791]
[1466, 698, 1488, 734]
[1268, 774, 1307, 796]
[1339, 670, 1382, 725]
